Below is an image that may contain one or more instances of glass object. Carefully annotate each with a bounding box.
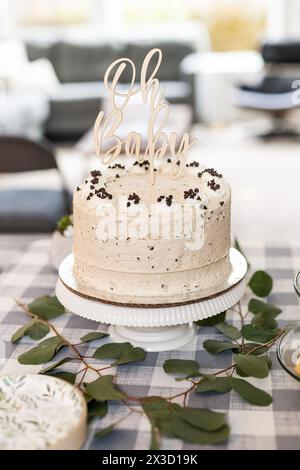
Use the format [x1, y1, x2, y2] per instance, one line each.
[277, 271, 300, 381]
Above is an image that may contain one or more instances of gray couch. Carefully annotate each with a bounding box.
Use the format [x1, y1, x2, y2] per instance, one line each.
[26, 40, 196, 140]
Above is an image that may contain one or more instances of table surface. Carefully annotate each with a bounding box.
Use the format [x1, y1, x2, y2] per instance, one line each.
[0, 235, 300, 450]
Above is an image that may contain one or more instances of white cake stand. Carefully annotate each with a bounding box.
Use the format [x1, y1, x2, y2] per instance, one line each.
[55, 248, 247, 351]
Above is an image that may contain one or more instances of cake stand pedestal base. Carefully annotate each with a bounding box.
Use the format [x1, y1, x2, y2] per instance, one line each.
[108, 324, 196, 351]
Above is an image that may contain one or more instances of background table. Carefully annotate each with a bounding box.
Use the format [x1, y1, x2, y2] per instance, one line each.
[0, 235, 299, 450]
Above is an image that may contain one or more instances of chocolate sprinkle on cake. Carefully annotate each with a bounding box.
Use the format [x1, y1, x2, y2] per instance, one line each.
[198, 168, 222, 179]
[207, 179, 221, 191]
[90, 170, 102, 178]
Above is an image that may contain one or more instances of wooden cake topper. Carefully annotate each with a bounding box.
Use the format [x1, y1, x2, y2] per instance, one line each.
[93, 48, 197, 183]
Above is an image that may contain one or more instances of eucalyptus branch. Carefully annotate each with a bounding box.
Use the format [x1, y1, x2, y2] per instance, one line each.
[15, 298, 102, 378]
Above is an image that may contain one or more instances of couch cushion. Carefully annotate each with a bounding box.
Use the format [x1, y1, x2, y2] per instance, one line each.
[51, 41, 124, 83]
[46, 82, 104, 137]
[0, 189, 68, 233]
[123, 41, 195, 82]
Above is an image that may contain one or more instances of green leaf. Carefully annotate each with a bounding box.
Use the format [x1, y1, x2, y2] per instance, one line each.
[45, 370, 76, 384]
[172, 404, 226, 431]
[231, 377, 272, 406]
[11, 320, 50, 343]
[216, 322, 241, 340]
[93, 342, 145, 366]
[165, 415, 230, 445]
[248, 271, 273, 297]
[18, 336, 66, 365]
[195, 311, 226, 327]
[80, 332, 109, 343]
[163, 359, 199, 378]
[113, 346, 146, 366]
[242, 343, 267, 355]
[248, 299, 282, 316]
[251, 311, 278, 329]
[241, 325, 279, 343]
[28, 296, 65, 320]
[142, 397, 171, 421]
[57, 214, 73, 234]
[236, 366, 250, 377]
[26, 322, 50, 340]
[40, 357, 75, 374]
[11, 319, 36, 343]
[143, 398, 229, 446]
[88, 400, 108, 419]
[234, 238, 250, 270]
[150, 424, 160, 450]
[203, 340, 239, 354]
[95, 423, 117, 439]
[196, 376, 232, 394]
[234, 354, 270, 378]
[85, 375, 125, 401]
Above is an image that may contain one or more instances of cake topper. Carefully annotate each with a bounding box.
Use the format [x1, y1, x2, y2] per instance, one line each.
[93, 48, 197, 183]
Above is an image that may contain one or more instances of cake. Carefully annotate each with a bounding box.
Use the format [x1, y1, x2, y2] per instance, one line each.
[72, 159, 231, 305]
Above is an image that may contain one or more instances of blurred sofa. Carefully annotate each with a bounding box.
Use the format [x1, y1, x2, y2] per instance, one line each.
[25, 40, 196, 140]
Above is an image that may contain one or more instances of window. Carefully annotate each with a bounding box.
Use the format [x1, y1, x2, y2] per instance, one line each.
[9, 0, 95, 27]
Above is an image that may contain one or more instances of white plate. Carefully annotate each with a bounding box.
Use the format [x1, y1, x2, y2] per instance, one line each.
[0, 374, 87, 450]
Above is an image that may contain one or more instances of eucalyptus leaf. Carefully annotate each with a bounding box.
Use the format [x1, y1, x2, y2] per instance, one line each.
[195, 311, 226, 327]
[28, 296, 65, 320]
[251, 311, 278, 329]
[11, 320, 50, 343]
[11, 319, 36, 343]
[142, 397, 170, 420]
[96, 423, 118, 439]
[248, 299, 282, 316]
[88, 400, 108, 419]
[216, 322, 241, 340]
[242, 343, 267, 355]
[203, 340, 239, 354]
[80, 332, 109, 343]
[248, 271, 273, 297]
[113, 346, 146, 366]
[163, 359, 199, 378]
[40, 357, 75, 374]
[234, 354, 270, 378]
[45, 370, 76, 384]
[196, 376, 232, 394]
[150, 424, 160, 450]
[165, 415, 230, 445]
[143, 398, 229, 445]
[26, 322, 50, 340]
[172, 404, 227, 431]
[85, 375, 125, 401]
[18, 336, 66, 365]
[93, 342, 145, 366]
[236, 366, 250, 377]
[231, 377, 272, 406]
[234, 238, 250, 270]
[241, 325, 279, 343]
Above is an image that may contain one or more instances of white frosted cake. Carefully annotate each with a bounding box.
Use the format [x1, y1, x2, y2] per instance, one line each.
[72, 159, 231, 305]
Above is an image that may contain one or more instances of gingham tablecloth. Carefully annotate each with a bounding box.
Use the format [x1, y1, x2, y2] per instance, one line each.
[0, 235, 300, 450]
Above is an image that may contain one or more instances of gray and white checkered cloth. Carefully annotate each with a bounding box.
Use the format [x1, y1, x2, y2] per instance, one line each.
[0, 235, 300, 450]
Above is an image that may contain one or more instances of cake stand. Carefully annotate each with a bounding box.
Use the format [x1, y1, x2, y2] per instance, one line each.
[55, 248, 247, 351]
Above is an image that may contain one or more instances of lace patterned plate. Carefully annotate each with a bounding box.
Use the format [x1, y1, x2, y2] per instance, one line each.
[0, 374, 87, 450]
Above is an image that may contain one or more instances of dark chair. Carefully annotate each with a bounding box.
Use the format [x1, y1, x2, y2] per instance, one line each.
[234, 40, 300, 137]
[0, 137, 71, 233]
